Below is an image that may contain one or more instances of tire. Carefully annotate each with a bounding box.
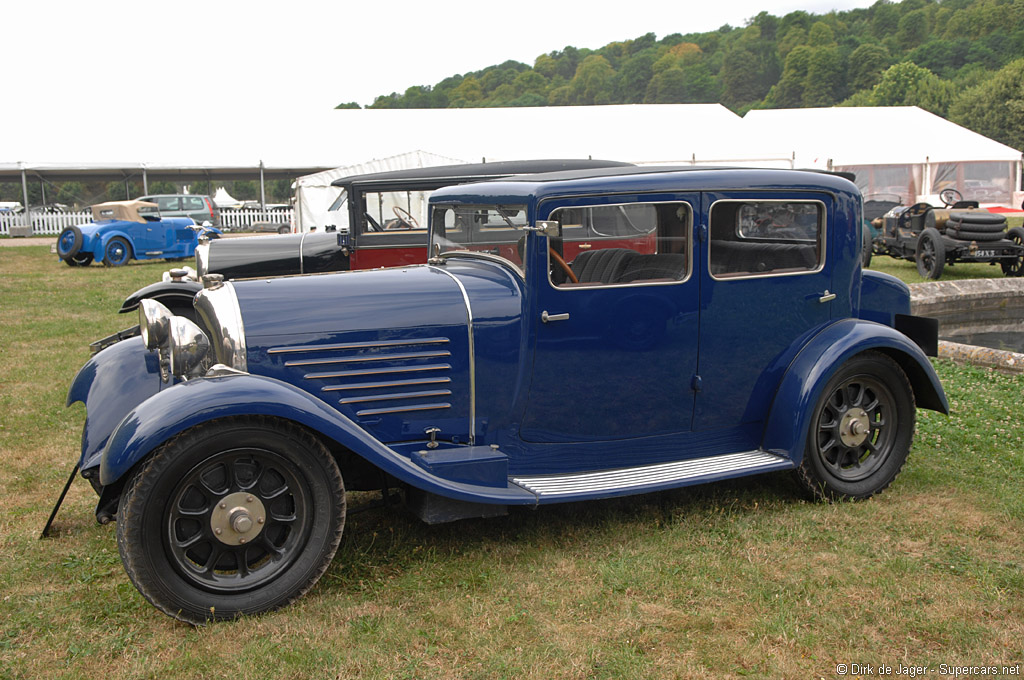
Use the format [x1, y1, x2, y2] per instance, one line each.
[795, 351, 915, 501]
[916, 228, 945, 279]
[103, 237, 132, 267]
[64, 252, 94, 267]
[277, 226, 290, 234]
[56, 226, 83, 260]
[947, 220, 1006, 234]
[861, 228, 872, 269]
[948, 229, 1006, 242]
[1002, 227, 1024, 277]
[947, 211, 1006, 226]
[116, 417, 346, 624]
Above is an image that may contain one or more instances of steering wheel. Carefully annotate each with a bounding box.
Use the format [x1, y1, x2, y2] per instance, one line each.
[393, 206, 419, 229]
[549, 247, 578, 284]
[939, 188, 963, 207]
[897, 202, 933, 231]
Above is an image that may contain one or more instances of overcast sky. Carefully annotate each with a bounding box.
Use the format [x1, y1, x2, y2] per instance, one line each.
[7, 0, 878, 113]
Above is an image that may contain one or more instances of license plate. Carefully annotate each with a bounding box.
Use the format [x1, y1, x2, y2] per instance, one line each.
[976, 250, 996, 258]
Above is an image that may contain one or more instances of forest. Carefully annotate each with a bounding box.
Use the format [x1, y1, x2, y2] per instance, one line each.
[349, 0, 1024, 152]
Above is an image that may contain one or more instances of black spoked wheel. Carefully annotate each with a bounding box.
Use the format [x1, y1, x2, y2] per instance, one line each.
[795, 352, 915, 501]
[916, 227, 945, 279]
[64, 252, 94, 267]
[1002, 227, 1024, 277]
[117, 418, 345, 624]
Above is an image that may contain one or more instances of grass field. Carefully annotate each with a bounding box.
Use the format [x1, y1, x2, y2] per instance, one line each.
[1, 246, 1022, 679]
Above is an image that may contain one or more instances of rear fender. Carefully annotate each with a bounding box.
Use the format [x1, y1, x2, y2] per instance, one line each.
[90, 230, 133, 259]
[762, 319, 948, 465]
[100, 373, 534, 505]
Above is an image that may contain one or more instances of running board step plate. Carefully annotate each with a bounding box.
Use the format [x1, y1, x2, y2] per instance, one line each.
[512, 451, 792, 501]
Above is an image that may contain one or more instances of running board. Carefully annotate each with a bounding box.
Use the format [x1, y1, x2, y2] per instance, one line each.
[511, 450, 792, 501]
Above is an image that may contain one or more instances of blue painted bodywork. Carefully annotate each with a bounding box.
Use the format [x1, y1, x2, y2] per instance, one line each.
[64, 216, 220, 264]
[68, 167, 948, 513]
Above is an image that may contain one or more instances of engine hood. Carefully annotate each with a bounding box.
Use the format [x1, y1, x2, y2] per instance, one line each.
[206, 231, 343, 279]
[227, 265, 480, 444]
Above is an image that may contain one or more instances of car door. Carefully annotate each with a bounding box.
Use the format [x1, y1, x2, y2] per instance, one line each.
[520, 194, 700, 444]
[694, 192, 835, 435]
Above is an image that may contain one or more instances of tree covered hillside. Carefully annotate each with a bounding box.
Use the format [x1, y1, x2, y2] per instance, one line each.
[343, 0, 1024, 150]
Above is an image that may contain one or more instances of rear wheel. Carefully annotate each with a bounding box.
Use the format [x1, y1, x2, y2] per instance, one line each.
[277, 225, 290, 234]
[916, 228, 945, 279]
[103, 237, 132, 267]
[116, 418, 346, 624]
[795, 352, 915, 501]
[64, 252, 94, 267]
[1002, 227, 1024, 277]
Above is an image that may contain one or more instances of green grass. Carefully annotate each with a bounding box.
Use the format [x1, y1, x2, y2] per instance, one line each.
[1, 246, 1022, 679]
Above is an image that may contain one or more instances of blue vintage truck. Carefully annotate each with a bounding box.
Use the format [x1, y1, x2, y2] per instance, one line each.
[57, 166, 946, 623]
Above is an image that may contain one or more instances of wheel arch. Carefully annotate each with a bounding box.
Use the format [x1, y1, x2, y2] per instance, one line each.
[761, 319, 948, 466]
[95, 230, 135, 260]
[119, 280, 203, 315]
[99, 373, 532, 505]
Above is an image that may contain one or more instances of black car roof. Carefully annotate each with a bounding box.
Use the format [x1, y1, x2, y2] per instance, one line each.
[329, 159, 633, 188]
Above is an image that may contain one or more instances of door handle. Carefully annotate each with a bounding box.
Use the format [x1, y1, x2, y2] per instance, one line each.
[818, 290, 837, 303]
[577, 243, 592, 250]
[541, 311, 570, 323]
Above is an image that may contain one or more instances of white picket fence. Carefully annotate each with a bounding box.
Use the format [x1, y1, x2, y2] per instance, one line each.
[0, 208, 295, 236]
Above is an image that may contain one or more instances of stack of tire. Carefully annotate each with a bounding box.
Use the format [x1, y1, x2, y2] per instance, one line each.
[942, 210, 1007, 242]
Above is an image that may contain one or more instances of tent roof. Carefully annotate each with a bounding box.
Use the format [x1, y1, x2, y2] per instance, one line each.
[744, 106, 1022, 166]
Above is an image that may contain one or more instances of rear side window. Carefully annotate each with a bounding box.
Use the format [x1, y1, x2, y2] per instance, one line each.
[709, 200, 824, 278]
[183, 196, 205, 210]
[156, 196, 181, 211]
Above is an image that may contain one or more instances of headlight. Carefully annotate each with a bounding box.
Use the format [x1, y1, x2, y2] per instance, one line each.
[169, 316, 210, 378]
[139, 299, 173, 350]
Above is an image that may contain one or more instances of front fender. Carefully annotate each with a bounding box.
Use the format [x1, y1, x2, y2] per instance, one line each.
[100, 374, 535, 505]
[67, 336, 164, 473]
[119, 280, 202, 314]
[90, 230, 133, 259]
[762, 319, 948, 465]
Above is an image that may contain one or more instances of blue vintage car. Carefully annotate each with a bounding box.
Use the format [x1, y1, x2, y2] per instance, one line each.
[55, 166, 947, 623]
[55, 200, 221, 267]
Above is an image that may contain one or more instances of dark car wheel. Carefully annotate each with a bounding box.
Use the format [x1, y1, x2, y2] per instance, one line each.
[64, 252, 94, 267]
[56, 226, 83, 260]
[861, 228, 872, 269]
[103, 237, 132, 267]
[1002, 227, 1024, 277]
[116, 417, 345, 624]
[916, 227, 945, 279]
[795, 351, 915, 501]
[277, 225, 291, 234]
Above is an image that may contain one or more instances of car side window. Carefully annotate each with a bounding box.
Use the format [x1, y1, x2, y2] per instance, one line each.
[157, 197, 180, 211]
[708, 200, 824, 278]
[183, 197, 205, 210]
[550, 202, 690, 287]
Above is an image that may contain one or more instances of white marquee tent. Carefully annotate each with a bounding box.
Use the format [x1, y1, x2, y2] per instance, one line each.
[744, 107, 1024, 206]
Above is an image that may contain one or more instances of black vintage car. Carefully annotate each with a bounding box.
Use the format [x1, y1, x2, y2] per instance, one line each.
[118, 160, 632, 321]
[869, 189, 1024, 279]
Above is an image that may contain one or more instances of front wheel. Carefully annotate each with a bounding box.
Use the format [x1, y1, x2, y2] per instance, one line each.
[1002, 227, 1024, 277]
[116, 418, 346, 624]
[103, 237, 132, 267]
[795, 351, 915, 501]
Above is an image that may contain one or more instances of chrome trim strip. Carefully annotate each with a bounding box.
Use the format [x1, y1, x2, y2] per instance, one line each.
[304, 363, 450, 380]
[321, 377, 451, 392]
[298, 231, 309, 275]
[193, 281, 247, 371]
[269, 337, 450, 355]
[356, 402, 451, 417]
[428, 265, 476, 444]
[339, 389, 452, 404]
[285, 350, 451, 367]
[512, 451, 786, 497]
[437, 251, 525, 279]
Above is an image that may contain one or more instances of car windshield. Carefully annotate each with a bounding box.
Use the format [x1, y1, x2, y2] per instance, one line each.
[327, 189, 348, 213]
[430, 204, 529, 266]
